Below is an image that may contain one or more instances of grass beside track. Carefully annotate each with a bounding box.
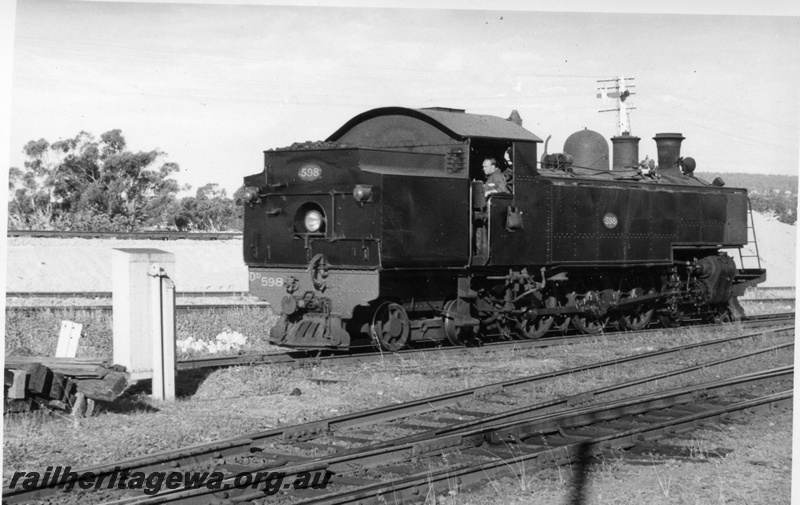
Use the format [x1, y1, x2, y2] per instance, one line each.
[4, 304, 281, 359]
[3, 322, 792, 496]
[3, 299, 791, 359]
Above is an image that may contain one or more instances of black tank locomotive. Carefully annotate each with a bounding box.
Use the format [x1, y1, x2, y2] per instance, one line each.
[242, 107, 766, 350]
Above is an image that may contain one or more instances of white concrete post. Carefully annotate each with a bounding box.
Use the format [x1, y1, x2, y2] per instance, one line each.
[112, 249, 175, 383]
[149, 264, 176, 401]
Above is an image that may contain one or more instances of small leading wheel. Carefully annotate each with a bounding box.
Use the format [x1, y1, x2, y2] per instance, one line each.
[617, 288, 655, 331]
[514, 295, 556, 340]
[443, 299, 477, 346]
[371, 302, 410, 352]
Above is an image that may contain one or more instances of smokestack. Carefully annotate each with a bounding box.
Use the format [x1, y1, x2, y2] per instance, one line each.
[507, 110, 522, 127]
[653, 133, 685, 173]
[610, 133, 640, 171]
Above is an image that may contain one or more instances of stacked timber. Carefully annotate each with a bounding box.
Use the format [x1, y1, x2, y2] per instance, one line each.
[3, 357, 128, 415]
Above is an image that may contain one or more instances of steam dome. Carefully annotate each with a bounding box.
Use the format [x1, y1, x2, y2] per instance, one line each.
[563, 128, 609, 171]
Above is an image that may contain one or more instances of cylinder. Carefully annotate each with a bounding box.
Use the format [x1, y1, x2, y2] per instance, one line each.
[653, 133, 685, 172]
[611, 134, 640, 170]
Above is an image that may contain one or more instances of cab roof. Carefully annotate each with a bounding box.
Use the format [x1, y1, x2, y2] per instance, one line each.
[327, 106, 543, 143]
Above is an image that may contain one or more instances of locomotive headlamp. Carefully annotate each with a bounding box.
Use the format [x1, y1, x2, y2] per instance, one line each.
[294, 203, 326, 234]
[304, 210, 324, 232]
[352, 185, 373, 203]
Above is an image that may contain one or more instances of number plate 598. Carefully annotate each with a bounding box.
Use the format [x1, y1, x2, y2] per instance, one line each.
[262, 277, 284, 287]
[298, 164, 322, 181]
[250, 272, 284, 288]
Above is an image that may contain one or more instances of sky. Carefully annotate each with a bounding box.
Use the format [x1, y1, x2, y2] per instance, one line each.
[2, 1, 799, 198]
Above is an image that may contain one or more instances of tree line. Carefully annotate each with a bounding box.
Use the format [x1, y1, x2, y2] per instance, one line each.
[703, 172, 797, 225]
[8, 129, 244, 232]
[9, 131, 796, 232]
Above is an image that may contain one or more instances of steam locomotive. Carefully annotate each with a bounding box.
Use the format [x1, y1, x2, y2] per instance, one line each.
[241, 106, 766, 350]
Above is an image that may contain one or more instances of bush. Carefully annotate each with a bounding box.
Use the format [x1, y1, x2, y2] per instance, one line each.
[703, 172, 797, 225]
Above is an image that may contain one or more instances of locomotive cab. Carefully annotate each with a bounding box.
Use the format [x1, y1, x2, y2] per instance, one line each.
[325, 107, 542, 270]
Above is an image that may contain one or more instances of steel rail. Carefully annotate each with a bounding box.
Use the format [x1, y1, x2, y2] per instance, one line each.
[3, 325, 793, 504]
[6, 301, 795, 313]
[101, 366, 794, 504]
[5, 291, 252, 299]
[2, 313, 793, 375]
[4, 303, 269, 313]
[298, 388, 793, 505]
[740, 298, 796, 304]
[6, 230, 242, 240]
[180, 341, 800, 501]
[741, 311, 795, 321]
[2, 312, 791, 381]
[8, 300, 791, 315]
[423, 340, 794, 439]
[6, 289, 793, 305]
[172, 314, 795, 371]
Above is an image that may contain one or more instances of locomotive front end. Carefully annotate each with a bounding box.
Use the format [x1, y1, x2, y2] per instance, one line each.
[242, 144, 382, 349]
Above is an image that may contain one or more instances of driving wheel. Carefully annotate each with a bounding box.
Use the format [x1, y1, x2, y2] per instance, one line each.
[371, 302, 410, 352]
[618, 287, 655, 331]
[571, 291, 609, 334]
[514, 295, 556, 340]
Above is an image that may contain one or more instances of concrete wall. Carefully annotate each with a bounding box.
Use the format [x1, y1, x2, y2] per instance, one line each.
[5, 238, 248, 292]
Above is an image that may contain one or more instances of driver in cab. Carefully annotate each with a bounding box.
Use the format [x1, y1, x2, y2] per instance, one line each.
[482, 158, 509, 197]
[474, 157, 509, 255]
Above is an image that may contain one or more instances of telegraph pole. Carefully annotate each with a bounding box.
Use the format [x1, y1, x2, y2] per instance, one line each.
[597, 76, 636, 135]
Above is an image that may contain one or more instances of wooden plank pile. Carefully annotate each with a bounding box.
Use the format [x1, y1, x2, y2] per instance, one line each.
[3, 357, 129, 415]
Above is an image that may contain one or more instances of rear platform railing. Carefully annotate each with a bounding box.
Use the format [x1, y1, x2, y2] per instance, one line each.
[738, 198, 762, 271]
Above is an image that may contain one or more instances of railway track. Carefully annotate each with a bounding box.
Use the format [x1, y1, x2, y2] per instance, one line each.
[7, 287, 794, 303]
[5, 291, 252, 299]
[4, 303, 269, 314]
[740, 298, 796, 304]
[7, 230, 242, 240]
[4, 324, 793, 504]
[4, 312, 794, 373]
[280, 372, 790, 505]
[175, 313, 796, 371]
[5, 300, 795, 314]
